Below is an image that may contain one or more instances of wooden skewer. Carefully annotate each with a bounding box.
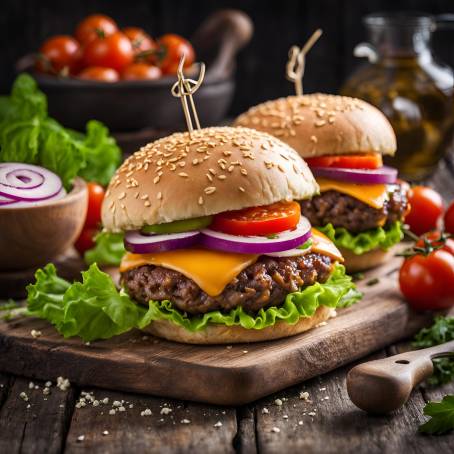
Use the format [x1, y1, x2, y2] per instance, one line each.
[347, 340, 454, 414]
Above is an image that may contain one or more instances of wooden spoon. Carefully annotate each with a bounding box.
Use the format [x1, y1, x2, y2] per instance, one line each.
[346, 340, 454, 414]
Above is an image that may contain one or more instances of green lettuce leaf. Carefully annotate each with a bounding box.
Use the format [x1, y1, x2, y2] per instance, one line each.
[317, 221, 403, 255]
[27, 263, 147, 341]
[0, 74, 121, 189]
[27, 262, 360, 341]
[84, 231, 125, 267]
[419, 395, 454, 435]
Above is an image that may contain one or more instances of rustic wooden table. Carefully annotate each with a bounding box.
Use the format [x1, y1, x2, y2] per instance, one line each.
[1, 153, 453, 454]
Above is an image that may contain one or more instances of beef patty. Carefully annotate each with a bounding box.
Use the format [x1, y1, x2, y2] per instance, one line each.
[122, 253, 332, 315]
[299, 183, 409, 233]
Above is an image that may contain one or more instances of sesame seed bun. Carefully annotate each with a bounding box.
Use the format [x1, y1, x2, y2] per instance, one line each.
[102, 126, 318, 232]
[340, 246, 396, 273]
[234, 94, 396, 158]
[142, 305, 334, 344]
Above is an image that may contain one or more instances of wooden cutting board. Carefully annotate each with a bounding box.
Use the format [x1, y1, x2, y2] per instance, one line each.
[0, 256, 433, 406]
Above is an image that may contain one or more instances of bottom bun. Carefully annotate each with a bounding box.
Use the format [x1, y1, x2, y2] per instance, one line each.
[340, 246, 396, 273]
[142, 305, 334, 345]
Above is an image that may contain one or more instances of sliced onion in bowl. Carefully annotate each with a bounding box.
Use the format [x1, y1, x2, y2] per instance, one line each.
[311, 165, 397, 185]
[200, 217, 312, 254]
[0, 163, 62, 201]
[0, 187, 67, 208]
[124, 230, 201, 254]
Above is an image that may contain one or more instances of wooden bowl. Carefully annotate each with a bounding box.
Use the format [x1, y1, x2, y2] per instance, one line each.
[16, 10, 253, 132]
[0, 178, 88, 271]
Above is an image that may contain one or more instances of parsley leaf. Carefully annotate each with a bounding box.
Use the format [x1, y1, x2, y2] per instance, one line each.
[419, 395, 454, 435]
[413, 317, 454, 386]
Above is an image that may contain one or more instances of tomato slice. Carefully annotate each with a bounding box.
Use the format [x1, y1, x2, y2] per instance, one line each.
[305, 154, 383, 170]
[211, 201, 301, 236]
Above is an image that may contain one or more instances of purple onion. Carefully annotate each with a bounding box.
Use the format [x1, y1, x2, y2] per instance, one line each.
[311, 165, 398, 185]
[124, 230, 201, 254]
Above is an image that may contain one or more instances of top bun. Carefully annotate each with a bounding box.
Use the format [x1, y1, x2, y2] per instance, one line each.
[234, 94, 396, 158]
[102, 126, 318, 232]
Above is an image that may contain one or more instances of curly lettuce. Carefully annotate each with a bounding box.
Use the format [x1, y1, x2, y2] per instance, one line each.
[26, 263, 361, 342]
[84, 231, 125, 267]
[317, 221, 403, 255]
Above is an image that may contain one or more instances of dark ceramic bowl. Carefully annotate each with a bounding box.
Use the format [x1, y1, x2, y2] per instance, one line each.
[17, 10, 253, 132]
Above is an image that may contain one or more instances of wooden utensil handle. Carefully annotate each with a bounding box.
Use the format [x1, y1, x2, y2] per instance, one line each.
[191, 9, 253, 79]
[347, 340, 454, 414]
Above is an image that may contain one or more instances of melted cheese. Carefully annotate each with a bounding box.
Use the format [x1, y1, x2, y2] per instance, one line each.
[120, 248, 258, 297]
[317, 177, 387, 209]
[311, 228, 344, 262]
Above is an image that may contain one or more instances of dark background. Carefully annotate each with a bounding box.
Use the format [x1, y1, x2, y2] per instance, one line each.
[2, 0, 454, 116]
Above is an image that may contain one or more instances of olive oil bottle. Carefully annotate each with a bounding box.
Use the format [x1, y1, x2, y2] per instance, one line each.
[341, 14, 454, 181]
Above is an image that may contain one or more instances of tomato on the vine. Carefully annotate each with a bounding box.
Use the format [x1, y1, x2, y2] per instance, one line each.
[123, 27, 157, 60]
[399, 250, 454, 311]
[36, 35, 81, 75]
[416, 231, 454, 256]
[82, 31, 133, 71]
[85, 182, 105, 228]
[75, 14, 118, 45]
[121, 63, 161, 80]
[78, 66, 119, 82]
[404, 186, 444, 236]
[211, 201, 301, 236]
[445, 201, 454, 235]
[305, 153, 383, 170]
[156, 34, 195, 74]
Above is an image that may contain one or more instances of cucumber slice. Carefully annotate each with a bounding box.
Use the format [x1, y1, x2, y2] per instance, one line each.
[142, 216, 213, 234]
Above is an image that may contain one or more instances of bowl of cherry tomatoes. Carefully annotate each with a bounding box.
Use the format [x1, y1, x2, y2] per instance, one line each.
[17, 10, 253, 132]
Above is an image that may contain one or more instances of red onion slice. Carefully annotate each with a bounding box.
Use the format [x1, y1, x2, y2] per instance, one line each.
[0, 163, 62, 201]
[0, 187, 67, 209]
[311, 165, 397, 185]
[200, 218, 312, 254]
[124, 230, 201, 254]
[265, 245, 312, 257]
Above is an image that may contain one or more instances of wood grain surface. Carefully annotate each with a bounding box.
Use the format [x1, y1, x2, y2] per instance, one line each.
[0, 255, 434, 406]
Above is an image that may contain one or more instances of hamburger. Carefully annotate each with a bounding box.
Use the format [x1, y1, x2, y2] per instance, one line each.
[101, 126, 360, 344]
[234, 94, 410, 272]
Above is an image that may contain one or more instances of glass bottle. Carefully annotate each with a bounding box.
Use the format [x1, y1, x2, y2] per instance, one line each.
[341, 13, 454, 181]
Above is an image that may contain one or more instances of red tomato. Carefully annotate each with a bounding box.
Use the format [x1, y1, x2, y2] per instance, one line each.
[416, 231, 454, 256]
[75, 14, 118, 45]
[444, 201, 454, 235]
[75, 227, 98, 254]
[85, 182, 105, 228]
[121, 63, 161, 80]
[399, 250, 454, 310]
[211, 201, 301, 236]
[83, 32, 133, 71]
[305, 154, 383, 170]
[405, 186, 444, 236]
[156, 34, 195, 74]
[123, 27, 157, 59]
[78, 66, 119, 82]
[36, 35, 81, 75]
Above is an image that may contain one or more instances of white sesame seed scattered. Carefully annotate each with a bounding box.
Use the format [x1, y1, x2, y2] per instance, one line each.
[308, 412, 316, 416]
[181, 419, 191, 424]
[298, 420, 303, 426]
[77, 435, 85, 442]
[283, 415, 288, 419]
[271, 427, 280, 433]
[45, 381, 52, 387]
[56, 377, 70, 391]
[226, 345, 232, 350]
[93, 400, 100, 407]
[141, 408, 152, 416]
[112, 400, 121, 407]
[242, 350, 248, 354]
[28, 382, 35, 389]
[109, 409, 116, 415]
[214, 421, 223, 428]
[319, 387, 326, 391]
[103, 430, 109, 436]
[275, 399, 283, 406]
[30, 330, 42, 338]
[19, 392, 29, 401]
[299, 391, 310, 401]
[26, 404, 31, 409]
[160, 407, 172, 415]
[262, 407, 269, 414]
[43, 387, 50, 396]
[102, 398, 109, 405]
[118, 406, 126, 412]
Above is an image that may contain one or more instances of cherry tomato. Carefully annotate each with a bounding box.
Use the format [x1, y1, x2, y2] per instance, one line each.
[211, 201, 301, 236]
[85, 182, 105, 228]
[405, 186, 444, 236]
[83, 32, 133, 72]
[444, 201, 454, 235]
[78, 66, 119, 82]
[416, 231, 454, 256]
[75, 227, 98, 255]
[123, 27, 157, 60]
[75, 14, 118, 45]
[156, 34, 195, 74]
[399, 249, 454, 310]
[121, 63, 161, 80]
[36, 35, 81, 75]
[305, 154, 383, 170]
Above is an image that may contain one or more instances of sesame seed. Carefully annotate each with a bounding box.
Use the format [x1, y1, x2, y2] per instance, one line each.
[140, 194, 149, 200]
[310, 135, 318, 143]
[238, 186, 245, 192]
[241, 168, 248, 176]
[178, 172, 188, 178]
[217, 175, 226, 180]
[153, 176, 160, 184]
[157, 192, 162, 200]
[315, 120, 326, 127]
[206, 174, 213, 182]
[144, 201, 151, 207]
[204, 186, 216, 195]
[198, 196, 204, 205]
